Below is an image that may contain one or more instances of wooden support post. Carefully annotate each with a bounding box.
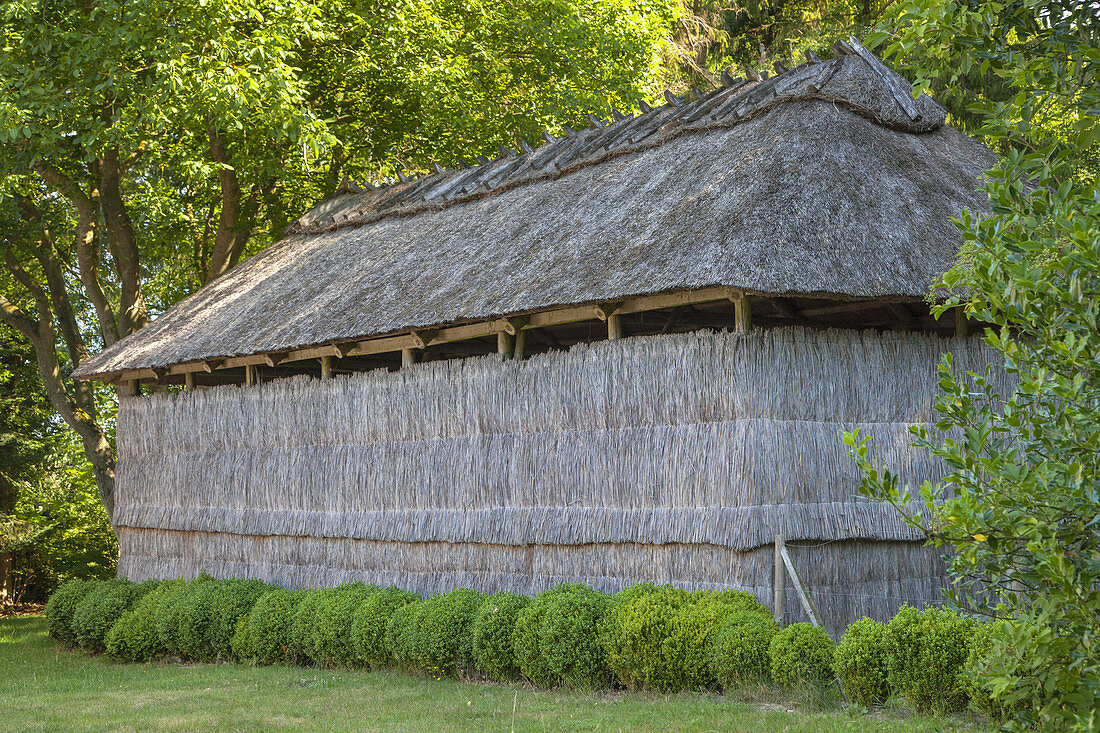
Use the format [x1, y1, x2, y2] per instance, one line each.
[780, 544, 825, 629]
[244, 364, 257, 386]
[774, 534, 786, 626]
[119, 380, 140, 398]
[184, 372, 195, 390]
[513, 329, 526, 360]
[320, 355, 334, 379]
[607, 313, 622, 340]
[955, 306, 969, 337]
[735, 296, 752, 334]
[497, 330, 514, 358]
[401, 348, 419, 368]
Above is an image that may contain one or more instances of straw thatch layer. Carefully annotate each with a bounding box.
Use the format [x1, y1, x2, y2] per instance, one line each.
[74, 49, 995, 380]
[114, 329, 1002, 631]
[115, 529, 948, 636]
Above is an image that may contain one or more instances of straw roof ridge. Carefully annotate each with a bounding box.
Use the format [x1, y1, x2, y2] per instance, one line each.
[288, 40, 947, 237]
[73, 37, 995, 380]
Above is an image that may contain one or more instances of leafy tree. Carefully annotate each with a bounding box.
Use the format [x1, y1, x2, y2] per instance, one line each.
[848, 3, 1100, 729]
[0, 0, 678, 524]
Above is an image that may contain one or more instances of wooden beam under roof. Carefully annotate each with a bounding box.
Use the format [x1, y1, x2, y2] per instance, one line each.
[106, 287, 931, 386]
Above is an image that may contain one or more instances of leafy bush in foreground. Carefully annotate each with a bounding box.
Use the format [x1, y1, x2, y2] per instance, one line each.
[768, 623, 834, 688]
[470, 591, 529, 681]
[352, 586, 419, 669]
[884, 605, 975, 714]
[834, 617, 890, 706]
[44, 579, 99, 646]
[245, 588, 307, 665]
[708, 610, 778, 688]
[105, 580, 185, 662]
[72, 578, 158, 653]
[409, 588, 484, 675]
[313, 583, 379, 668]
[384, 598, 425, 670]
[515, 584, 610, 688]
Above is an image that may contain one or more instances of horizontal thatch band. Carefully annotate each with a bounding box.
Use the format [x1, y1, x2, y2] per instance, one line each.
[112, 501, 929, 550]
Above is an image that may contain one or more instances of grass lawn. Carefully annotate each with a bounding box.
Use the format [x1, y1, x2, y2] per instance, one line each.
[1, 615, 989, 732]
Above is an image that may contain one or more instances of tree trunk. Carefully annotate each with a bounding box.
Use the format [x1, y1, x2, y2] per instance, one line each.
[99, 149, 148, 336]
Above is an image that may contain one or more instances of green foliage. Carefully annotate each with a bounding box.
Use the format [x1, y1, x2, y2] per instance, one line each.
[154, 576, 212, 658]
[882, 606, 974, 714]
[351, 586, 419, 669]
[171, 577, 271, 662]
[71, 578, 158, 653]
[470, 592, 529, 682]
[384, 598, 426, 670]
[514, 584, 610, 689]
[311, 583, 379, 668]
[768, 623, 835, 688]
[43, 578, 98, 646]
[407, 588, 484, 675]
[961, 620, 1019, 724]
[708, 611, 778, 688]
[104, 580, 184, 662]
[245, 588, 306, 666]
[230, 614, 253, 663]
[600, 585, 744, 691]
[287, 588, 337, 664]
[851, 3, 1100, 729]
[834, 617, 890, 707]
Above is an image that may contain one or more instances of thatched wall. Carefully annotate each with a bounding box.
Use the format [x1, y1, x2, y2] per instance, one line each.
[115, 328, 1003, 634]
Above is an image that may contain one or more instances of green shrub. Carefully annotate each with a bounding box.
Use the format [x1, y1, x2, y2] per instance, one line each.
[514, 584, 610, 689]
[834, 617, 890, 706]
[601, 585, 689, 690]
[351, 586, 418, 669]
[44, 579, 99, 646]
[883, 605, 976, 714]
[960, 619, 1016, 722]
[384, 598, 425, 669]
[287, 588, 336, 664]
[769, 623, 835, 688]
[708, 610, 778, 688]
[409, 588, 484, 675]
[171, 577, 270, 661]
[312, 583, 378, 668]
[104, 580, 185, 662]
[247, 588, 307, 665]
[709, 588, 770, 616]
[71, 578, 158, 653]
[155, 573, 216, 657]
[230, 614, 253, 662]
[470, 592, 529, 681]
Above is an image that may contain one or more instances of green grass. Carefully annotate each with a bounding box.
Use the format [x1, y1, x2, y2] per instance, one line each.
[1, 615, 988, 732]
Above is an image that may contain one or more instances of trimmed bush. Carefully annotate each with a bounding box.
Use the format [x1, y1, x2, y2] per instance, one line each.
[471, 592, 530, 681]
[834, 617, 890, 706]
[312, 583, 379, 668]
[960, 620, 1014, 722]
[602, 585, 733, 691]
[769, 622, 835, 687]
[72, 578, 159, 653]
[709, 589, 771, 616]
[352, 586, 418, 669]
[287, 588, 336, 664]
[230, 614, 253, 662]
[104, 580, 185, 662]
[409, 588, 484, 675]
[884, 605, 976, 714]
[155, 573, 216, 657]
[44, 579, 99, 646]
[172, 577, 270, 661]
[708, 610, 778, 688]
[246, 588, 307, 665]
[384, 598, 425, 669]
[514, 584, 610, 689]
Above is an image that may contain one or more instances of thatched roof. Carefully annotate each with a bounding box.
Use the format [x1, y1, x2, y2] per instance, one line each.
[74, 39, 995, 380]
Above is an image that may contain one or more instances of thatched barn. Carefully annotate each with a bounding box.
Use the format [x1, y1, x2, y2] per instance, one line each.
[74, 39, 999, 635]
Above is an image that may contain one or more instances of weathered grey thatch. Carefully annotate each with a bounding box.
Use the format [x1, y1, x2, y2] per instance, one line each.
[115, 328, 1007, 634]
[74, 44, 995, 380]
